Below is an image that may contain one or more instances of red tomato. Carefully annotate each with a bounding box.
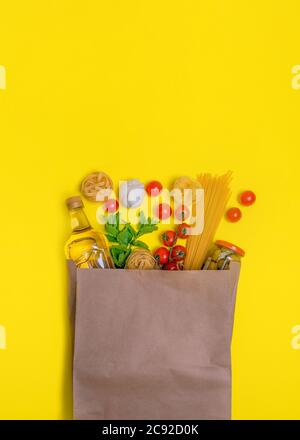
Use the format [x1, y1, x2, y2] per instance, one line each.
[146, 180, 163, 197]
[226, 207, 242, 222]
[157, 203, 172, 220]
[177, 223, 191, 239]
[163, 262, 180, 271]
[170, 245, 186, 262]
[161, 230, 177, 247]
[174, 205, 190, 221]
[154, 247, 170, 265]
[240, 190, 256, 206]
[103, 199, 119, 213]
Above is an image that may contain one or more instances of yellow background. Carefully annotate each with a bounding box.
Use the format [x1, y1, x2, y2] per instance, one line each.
[0, 1, 299, 419]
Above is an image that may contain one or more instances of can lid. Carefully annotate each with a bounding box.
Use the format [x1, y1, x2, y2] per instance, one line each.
[215, 240, 245, 257]
[65, 196, 84, 210]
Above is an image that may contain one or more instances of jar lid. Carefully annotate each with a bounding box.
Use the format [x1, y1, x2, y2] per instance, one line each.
[215, 240, 245, 257]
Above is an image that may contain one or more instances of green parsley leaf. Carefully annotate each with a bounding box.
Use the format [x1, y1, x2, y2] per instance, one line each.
[117, 225, 134, 246]
[133, 240, 149, 249]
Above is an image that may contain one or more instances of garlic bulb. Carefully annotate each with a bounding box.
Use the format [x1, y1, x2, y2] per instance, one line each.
[120, 179, 145, 208]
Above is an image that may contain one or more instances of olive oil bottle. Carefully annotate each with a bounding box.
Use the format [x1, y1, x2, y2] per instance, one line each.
[65, 196, 114, 269]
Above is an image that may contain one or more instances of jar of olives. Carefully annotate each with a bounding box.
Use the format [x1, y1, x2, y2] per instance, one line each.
[203, 240, 245, 270]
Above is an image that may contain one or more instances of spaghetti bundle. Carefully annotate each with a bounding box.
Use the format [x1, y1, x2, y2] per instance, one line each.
[184, 172, 232, 270]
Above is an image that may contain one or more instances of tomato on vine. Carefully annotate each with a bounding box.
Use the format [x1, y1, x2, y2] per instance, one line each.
[163, 262, 181, 271]
[103, 199, 119, 213]
[170, 245, 186, 262]
[177, 223, 191, 239]
[146, 181, 163, 197]
[174, 205, 190, 221]
[161, 230, 177, 247]
[154, 247, 170, 265]
[157, 203, 172, 220]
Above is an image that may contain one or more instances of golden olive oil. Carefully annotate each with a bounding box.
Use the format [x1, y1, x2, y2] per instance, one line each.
[65, 196, 114, 269]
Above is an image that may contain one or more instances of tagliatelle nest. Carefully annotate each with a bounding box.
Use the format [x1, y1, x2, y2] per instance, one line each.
[81, 171, 113, 202]
[125, 249, 159, 270]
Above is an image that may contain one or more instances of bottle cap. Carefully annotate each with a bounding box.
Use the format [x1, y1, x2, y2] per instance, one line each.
[66, 196, 84, 210]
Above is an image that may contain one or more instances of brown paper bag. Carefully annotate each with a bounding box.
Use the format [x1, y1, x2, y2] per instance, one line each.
[68, 262, 240, 420]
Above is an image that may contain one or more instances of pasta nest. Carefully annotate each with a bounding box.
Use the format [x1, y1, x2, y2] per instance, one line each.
[81, 171, 113, 202]
[125, 249, 159, 270]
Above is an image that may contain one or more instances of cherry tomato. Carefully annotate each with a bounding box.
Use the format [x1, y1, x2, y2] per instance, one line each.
[163, 262, 180, 270]
[170, 245, 186, 262]
[103, 199, 119, 213]
[157, 203, 172, 220]
[177, 223, 191, 239]
[174, 205, 190, 221]
[146, 180, 163, 197]
[154, 247, 170, 265]
[161, 230, 177, 247]
[240, 190, 256, 206]
[226, 207, 242, 222]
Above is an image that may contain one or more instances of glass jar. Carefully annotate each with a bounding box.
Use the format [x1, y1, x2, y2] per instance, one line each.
[203, 240, 245, 270]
